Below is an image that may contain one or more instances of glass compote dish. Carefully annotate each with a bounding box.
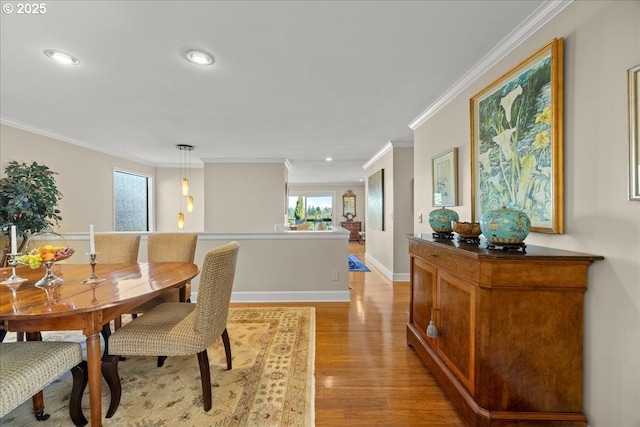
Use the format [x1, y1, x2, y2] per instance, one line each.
[17, 228, 75, 288]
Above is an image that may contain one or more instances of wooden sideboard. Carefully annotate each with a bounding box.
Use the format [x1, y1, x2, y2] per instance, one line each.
[341, 221, 361, 241]
[406, 234, 603, 427]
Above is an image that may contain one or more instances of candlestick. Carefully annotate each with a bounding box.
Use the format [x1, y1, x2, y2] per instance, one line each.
[1, 253, 28, 286]
[82, 253, 105, 284]
[10, 225, 17, 254]
[89, 224, 96, 255]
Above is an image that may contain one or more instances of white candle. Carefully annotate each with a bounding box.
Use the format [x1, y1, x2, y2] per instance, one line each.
[10, 225, 17, 254]
[89, 224, 96, 254]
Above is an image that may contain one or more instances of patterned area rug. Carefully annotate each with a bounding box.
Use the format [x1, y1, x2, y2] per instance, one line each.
[1, 307, 315, 427]
[348, 254, 370, 272]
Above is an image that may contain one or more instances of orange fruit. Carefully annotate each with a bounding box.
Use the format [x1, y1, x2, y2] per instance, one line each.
[42, 253, 55, 261]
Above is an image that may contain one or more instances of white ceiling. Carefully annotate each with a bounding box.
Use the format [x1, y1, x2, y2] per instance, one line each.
[1, 0, 553, 184]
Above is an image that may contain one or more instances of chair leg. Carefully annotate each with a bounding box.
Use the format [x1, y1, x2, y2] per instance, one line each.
[69, 361, 88, 426]
[32, 392, 49, 421]
[197, 350, 212, 411]
[26, 331, 47, 420]
[100, 324, 111, 360]
[157, 356, 167, 367]
[114, 316, 122, 330]
[222, 328, 232, 370]
[101, 354, 122, 418]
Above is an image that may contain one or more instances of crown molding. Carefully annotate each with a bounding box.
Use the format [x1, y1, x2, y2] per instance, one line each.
[200, 158, 287, 164]
[1, 115, 158, 167]
[363, 140, 414, 170]
[408, 0, 573, 130]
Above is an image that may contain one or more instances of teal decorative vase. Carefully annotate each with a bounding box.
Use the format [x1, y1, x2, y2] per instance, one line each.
[428, 207, 459, 233]
[479, 206, 531, 245]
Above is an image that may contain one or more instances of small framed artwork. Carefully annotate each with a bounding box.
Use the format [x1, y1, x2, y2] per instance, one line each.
[368, 169, 384, 231]
[432, 148, 458, 207]
[471, 38, 564, 233]
[629, 64, 640, 201]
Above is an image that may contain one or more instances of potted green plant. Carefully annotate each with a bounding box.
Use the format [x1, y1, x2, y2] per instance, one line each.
[0, 161, 63, 265]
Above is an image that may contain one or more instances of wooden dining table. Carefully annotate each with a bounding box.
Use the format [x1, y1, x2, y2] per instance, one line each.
[0, 261, 200, 427]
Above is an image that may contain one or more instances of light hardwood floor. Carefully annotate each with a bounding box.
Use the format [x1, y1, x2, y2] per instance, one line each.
[232, 242, 466, 426]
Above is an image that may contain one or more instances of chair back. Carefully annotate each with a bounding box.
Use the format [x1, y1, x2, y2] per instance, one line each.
[147, 233, 197, 263]
[95, 234, 141, 263]
[194, 241, 240, 344]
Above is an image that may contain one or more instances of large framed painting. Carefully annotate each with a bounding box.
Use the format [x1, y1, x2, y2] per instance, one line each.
[629, 64, 640, 201]
[432, 148, 458, 207]
[471, 38, 564, 234]
[368, 169, 384, 231]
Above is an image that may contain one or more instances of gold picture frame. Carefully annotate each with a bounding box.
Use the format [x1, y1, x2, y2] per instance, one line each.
[629, 64, 640, 201]
[471, 38, 564, 233]
[432, 148, 458, 207]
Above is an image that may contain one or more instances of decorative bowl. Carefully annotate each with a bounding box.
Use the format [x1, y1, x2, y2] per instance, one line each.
[479, 206, 531, 245]
[452, 221, 482, 239]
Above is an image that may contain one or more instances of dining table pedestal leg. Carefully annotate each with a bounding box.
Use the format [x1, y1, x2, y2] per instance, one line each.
[86, 332, 102, 426]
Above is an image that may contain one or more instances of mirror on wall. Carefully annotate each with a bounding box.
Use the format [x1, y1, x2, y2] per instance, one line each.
[342, 190, 356, 221]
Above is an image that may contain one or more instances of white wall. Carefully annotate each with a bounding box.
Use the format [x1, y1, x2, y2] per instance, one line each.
[1, 126, 350, 302]
[155, 167, 205, 232]
[363, 143, 414, 280]
[412, 2, 640, 425]
[392, 146, 413, 280]
[0, 124, 156, 233]
[62, 231, 351, 302]
[203, 162, 286, 233]
[364, 149, 394, 274]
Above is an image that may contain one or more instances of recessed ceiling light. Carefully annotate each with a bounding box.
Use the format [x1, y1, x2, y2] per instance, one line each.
[326, 157, 333, 162]
[185, 50, 214, 66]
[44, 49, 79, 65]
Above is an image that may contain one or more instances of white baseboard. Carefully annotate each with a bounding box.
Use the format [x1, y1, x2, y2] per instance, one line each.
[393, 273, 410, 282]
[364, 253, 410, 282]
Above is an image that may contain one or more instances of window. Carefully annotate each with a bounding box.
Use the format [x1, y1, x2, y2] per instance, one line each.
[287, 192, 334, 224]
[114, 170, 152, 231]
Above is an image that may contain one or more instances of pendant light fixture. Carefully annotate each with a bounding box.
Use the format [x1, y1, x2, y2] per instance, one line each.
[177, 144, 195, 229]
[177, 212, 185, 230]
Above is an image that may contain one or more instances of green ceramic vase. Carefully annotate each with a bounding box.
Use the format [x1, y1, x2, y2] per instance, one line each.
[428, 207, 459, 233]
[479, 206, 531, 245]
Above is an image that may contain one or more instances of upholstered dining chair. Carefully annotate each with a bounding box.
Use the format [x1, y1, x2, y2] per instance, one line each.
[118, 233, 197, 368]
[132, 233, 197, 310]
[95, 233, 141, 264]
[0, 341, 88, 426]
[95, 233, 141, 330]
[102, 241, 240, 416]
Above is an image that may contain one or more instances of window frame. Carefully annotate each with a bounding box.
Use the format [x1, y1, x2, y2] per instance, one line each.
[113, 168, 155, 232]
[287, 191, 336, 223]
